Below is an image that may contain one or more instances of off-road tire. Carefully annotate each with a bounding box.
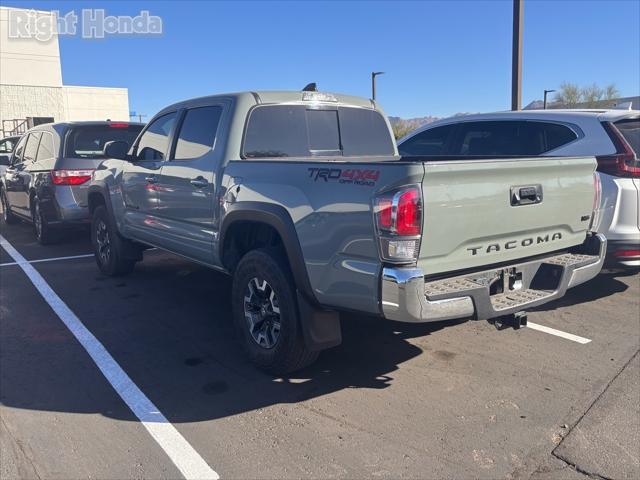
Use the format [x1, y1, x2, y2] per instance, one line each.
[232, 248, 318, 375]
[91, 205, 136, 276]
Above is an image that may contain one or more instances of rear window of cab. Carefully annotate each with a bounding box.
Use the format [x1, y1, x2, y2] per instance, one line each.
[242, 105, 395, 159]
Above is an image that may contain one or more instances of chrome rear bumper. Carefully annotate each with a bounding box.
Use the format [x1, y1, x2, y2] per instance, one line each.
[381, 234, 606, 323]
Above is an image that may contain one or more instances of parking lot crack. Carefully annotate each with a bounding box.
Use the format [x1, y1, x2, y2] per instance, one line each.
[550, 349, 639, 480]
[0, 415, 42, 480]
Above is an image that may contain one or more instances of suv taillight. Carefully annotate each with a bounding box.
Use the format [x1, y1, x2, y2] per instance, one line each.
[51, 169, 94, 185]
[597, 122, 640, 178]
[589, 171, 602, 231]
[374, 185, 422, 263]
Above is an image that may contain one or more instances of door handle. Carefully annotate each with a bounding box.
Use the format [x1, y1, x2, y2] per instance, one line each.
[190, 177, 209, 188]
[145, 176, 157, 184]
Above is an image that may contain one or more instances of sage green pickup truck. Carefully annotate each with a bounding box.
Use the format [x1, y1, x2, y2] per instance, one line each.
[87, 90, 605, 373]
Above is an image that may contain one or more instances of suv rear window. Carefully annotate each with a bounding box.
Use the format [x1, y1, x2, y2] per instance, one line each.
[65, 124, 143, 159]
[243, 105, 394, 159]
[615, 119, 640, 157]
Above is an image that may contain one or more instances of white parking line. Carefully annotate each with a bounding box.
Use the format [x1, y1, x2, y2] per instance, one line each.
[527, 321, 592, 344]
[0, 253, 94, 267]
[0, 234, 219, 480]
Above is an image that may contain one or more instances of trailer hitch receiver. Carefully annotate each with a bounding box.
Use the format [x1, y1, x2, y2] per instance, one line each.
[491, 311, 528, 330]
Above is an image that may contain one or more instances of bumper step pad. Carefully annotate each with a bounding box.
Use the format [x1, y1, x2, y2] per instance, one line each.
[424, 277, 481, 297]
[545, 253, 599, 267]
[490, 288, 552, 311]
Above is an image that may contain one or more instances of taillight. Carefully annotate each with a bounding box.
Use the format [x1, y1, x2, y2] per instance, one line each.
[376, 197, 393, 230]
[51, 169, 94, 185]
[396, 189, 421, 235]
[109, 122, 130, 128]
[589, 172, 602, 231]
[374, 185, 422, 263]
[613, 249, 640, 258]
[597, 122, 640, 178]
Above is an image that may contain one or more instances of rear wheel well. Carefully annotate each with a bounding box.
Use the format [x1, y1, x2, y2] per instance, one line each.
[222, 221, 285, 272]
[88, 192, 106, 214]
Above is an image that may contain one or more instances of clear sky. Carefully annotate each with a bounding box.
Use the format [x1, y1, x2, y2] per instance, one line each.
[5, 0, 640, 119]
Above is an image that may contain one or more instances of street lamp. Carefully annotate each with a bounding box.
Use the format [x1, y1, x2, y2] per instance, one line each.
[371, 71, 385, 101]
[543, 89, 556, 109]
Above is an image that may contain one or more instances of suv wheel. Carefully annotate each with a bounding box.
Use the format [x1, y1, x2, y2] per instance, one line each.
[1, 189, 18, 224]
[232, 248, 318, 375]
[32, 198, 56, 244]
[91, 205, 135, 276]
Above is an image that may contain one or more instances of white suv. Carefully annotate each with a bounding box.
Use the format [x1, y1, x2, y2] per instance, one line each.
[398, 109, 640, 269]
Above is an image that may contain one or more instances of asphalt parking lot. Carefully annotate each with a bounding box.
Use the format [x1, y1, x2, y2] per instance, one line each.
[1, 219, 638, 480]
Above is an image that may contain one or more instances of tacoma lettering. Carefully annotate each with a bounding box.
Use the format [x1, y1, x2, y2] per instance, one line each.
[467, 232, 563, 255]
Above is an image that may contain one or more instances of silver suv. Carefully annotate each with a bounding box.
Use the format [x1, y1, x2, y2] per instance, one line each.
[0, 122, 143, 243]
[398, 109, 640, 269]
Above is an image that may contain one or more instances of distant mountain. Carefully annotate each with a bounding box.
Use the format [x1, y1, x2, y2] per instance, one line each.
[389, 112, 474, 128]
[388, 115, 440, 129]
[388, 113, 475, 138]
[524, 96, 639, 110]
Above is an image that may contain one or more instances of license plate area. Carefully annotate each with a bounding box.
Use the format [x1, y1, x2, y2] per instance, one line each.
[488, 267, 524, 295]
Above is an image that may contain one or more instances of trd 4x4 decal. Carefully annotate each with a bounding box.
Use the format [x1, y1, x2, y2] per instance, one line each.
[308, 168, 380, 186]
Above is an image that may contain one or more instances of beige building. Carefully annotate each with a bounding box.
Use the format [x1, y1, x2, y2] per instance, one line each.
[0, 6, 130, 137]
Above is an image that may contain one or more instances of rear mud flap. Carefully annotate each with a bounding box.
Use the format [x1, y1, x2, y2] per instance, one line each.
[297, 291, 342, 351]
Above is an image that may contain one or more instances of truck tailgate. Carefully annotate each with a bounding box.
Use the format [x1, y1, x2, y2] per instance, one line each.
[418, 156, 596, 275]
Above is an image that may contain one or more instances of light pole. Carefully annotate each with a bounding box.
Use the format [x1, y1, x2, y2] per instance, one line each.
[130, 112, 147, 123]
[543, 89, 555, 109]
[371, 71, 384, 101]
[511, 0, 523, 110]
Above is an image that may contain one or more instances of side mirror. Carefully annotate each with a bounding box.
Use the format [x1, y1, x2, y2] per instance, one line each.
[103, 140, 130, 160]
[0, 154, 10, 166]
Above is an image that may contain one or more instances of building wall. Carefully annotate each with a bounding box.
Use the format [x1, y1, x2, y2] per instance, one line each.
[0, 7, 63, 87]
[0, 6, 131, 135]
[0, 84, 66, 126]
[63, 86, 130, 121]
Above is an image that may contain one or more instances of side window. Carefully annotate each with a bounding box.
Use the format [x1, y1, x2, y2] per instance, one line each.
[0, 138, 16, 153]
[135, 112, 177, 161]
[540, 123, 578, 152]
[22, 132, 42, 163]
[173, 106, 223, 160]
[398, 125, 456, 156]
[36, 133, 55, 161]
[450, 121, 537, 156]
[449, 121, 578, 156]
[11, 136, 28, 165]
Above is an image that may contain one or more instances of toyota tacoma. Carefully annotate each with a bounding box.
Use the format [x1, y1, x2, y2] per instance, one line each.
[87, 90, 606, 374]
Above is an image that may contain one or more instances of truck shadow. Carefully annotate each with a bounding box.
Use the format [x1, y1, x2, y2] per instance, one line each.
[530, 272, 629, 312]
[0, 250, 461, 425]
